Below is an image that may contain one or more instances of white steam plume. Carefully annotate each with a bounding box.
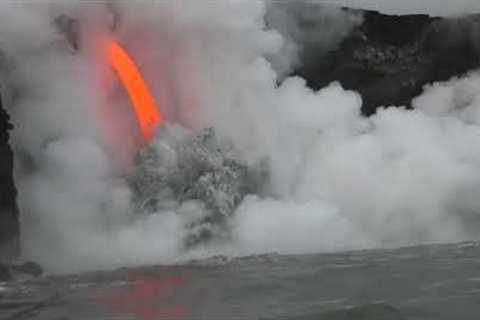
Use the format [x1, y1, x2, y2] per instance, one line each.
[265, 1, 363, 76]
[1, 1, 480, 273]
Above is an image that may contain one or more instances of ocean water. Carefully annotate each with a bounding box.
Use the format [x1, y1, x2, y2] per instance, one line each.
[2, 241, 480, 319]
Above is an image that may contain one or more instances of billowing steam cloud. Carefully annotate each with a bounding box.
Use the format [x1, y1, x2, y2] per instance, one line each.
[1, 1, 480, 274]
[265, 1, 363, 76]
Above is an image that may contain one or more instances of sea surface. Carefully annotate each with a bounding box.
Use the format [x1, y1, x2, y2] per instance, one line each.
[2, 241, 480, 319]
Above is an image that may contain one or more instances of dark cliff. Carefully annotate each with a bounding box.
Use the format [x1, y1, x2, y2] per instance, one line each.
[295, 9, 480, 115]
[0, 94, 18, 259]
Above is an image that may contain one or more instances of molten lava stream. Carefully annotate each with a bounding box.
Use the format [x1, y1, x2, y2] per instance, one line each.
[107, 40, 164, 142]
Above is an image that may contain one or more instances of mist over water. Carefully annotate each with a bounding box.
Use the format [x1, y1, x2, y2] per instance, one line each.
[2, 1, 480, 273]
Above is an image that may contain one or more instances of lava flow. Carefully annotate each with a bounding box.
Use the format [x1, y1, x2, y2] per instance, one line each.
[107, 40, 164, 142]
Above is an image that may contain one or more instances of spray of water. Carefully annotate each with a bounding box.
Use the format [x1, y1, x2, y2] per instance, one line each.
[1, 1, 480, 273]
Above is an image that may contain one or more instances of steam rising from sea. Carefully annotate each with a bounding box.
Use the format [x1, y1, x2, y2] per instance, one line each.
[1, 1, 480, 273]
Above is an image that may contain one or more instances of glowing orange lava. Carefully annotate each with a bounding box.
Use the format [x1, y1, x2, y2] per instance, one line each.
[107, 40, 164, 142]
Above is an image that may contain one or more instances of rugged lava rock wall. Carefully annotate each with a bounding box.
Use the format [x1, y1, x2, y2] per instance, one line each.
[0, 94, 18, 259]
[296, 10, 480, 115]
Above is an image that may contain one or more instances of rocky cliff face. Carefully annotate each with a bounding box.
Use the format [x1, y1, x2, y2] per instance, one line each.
[295, 9, 480, 115]
[0, 8, 479, 258]
[0, 94, 18, 259]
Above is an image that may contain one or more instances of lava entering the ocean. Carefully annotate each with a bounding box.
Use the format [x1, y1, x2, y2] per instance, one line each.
[107, 40, 164, 142]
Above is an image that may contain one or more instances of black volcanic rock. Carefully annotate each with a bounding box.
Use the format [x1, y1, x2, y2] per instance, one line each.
[0, 262, 12, 282]
[11, 261, 43, 278]
[295, 9, 480, 115]
[0, 94, 18, 259]
[0, 261, 43, 282]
